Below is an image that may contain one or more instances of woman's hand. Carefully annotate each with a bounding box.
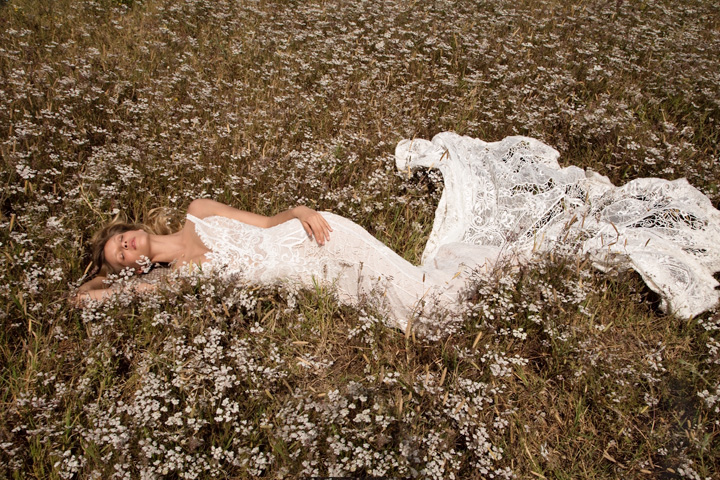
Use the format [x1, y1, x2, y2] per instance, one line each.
[71, 287, 112, 307]
[293, 206, 332, 245]
[72, 275, 110, 307]
[71, 278, 157, 307]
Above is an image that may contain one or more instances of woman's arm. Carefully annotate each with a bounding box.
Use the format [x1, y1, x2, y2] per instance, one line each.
[187, 199, 332, 245]
[73, 277, 157, 306]
[74, 287, 113, 304]
[72, 275, 110, 305]
[78, 275, 109, 293]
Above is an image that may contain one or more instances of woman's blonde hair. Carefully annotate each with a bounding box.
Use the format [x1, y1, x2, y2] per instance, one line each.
[90, 207, 182, 275]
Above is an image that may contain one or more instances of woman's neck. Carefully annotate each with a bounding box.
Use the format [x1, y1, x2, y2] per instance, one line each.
[148, 232, 188, 264]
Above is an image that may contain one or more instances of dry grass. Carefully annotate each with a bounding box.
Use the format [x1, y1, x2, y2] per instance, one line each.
[1, 0, 719, 478]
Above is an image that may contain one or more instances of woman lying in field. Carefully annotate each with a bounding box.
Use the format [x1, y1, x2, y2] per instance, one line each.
[76, 198, 475, 331]
[77, 133, 720, 325]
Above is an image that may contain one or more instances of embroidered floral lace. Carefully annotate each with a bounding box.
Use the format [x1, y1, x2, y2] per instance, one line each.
[187, 212, 473, 331]
[396, 132, 720, 319]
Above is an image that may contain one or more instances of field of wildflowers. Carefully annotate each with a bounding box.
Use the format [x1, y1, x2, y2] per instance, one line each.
[1, 0, 719, 478]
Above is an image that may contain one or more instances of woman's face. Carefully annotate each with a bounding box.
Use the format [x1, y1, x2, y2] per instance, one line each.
[103, 229, 151, 274]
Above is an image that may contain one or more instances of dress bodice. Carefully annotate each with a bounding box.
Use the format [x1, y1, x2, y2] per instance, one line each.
[186, 213, 317, 284]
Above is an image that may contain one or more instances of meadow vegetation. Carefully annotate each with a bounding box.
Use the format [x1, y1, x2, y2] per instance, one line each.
[1, 0, 719, 478]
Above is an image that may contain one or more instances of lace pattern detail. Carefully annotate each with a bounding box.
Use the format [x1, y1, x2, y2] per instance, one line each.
[186, 213, 468, 331]
[187, 214, 311, 282]
[396, 132, 720, 319]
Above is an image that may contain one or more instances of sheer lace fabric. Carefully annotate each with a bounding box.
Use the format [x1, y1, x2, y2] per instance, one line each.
[396, 132, 720, 319]
[186, 213, 484, 331]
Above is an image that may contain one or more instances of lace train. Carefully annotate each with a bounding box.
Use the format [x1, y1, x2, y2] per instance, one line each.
[396, 132, 720, 319]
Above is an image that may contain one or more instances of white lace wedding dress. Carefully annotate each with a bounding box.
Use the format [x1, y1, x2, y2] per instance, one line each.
[187, 132, 720, 329]
[187, 212, 481, 331]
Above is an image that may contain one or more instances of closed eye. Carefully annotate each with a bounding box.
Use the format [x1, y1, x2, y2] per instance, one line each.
[118, 234, 125, 261]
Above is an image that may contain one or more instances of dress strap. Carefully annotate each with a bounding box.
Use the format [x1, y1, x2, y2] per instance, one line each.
[186, 213, 208, 226]
[185, 214, 215, 253]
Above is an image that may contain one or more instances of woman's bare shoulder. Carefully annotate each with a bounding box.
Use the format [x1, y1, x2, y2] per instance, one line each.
[186, 198, 220, 219]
